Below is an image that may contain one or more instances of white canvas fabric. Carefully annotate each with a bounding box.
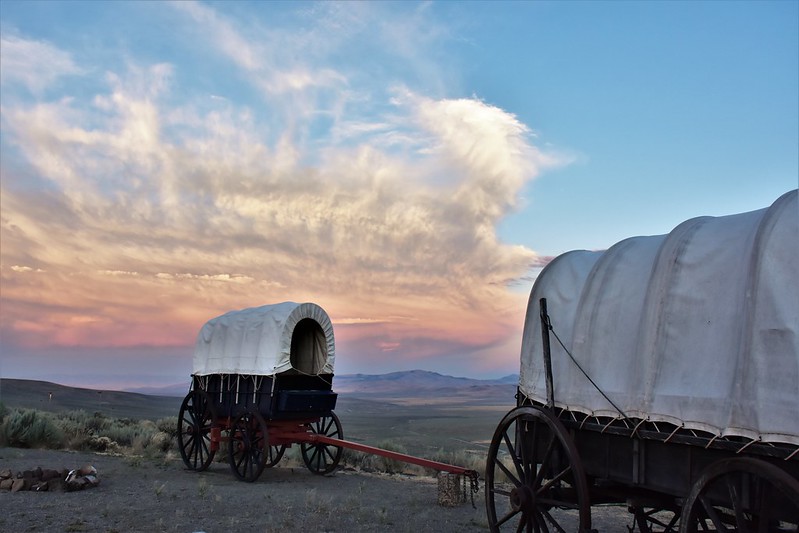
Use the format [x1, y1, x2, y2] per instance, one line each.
[520, 190, 799, 445]
[193, 302, 336, 376]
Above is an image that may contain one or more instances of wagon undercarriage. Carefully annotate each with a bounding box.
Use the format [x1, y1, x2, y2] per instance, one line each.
[176, 387, 347, 481]
[485, 401, 799, 533]
[177, 387, 479, 485]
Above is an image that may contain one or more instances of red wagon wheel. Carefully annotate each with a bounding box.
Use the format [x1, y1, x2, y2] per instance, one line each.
[485, 405, 592, 533]
[301, 412, 344, 475]
[177, 390, 217, 471]
[228, 411, 269, 482]
[680, 457, 799, 532]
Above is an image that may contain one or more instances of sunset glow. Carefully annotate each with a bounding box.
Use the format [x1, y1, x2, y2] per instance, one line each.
[1, 1, 796, 388]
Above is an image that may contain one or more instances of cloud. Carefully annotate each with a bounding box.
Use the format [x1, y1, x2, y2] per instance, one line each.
[0, 5, 568, 375]
[171, 1, 263, 72]
[0, 34, 83, 94]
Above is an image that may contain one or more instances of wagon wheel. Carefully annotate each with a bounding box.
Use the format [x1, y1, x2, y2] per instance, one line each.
[680, 457, 799, 532]
[228, 411, 269, 482]
[265, 444, 287, 468]
[485, 405, 592, 533]
[177, 390, 217, 471]
[301, 412, 344, 475]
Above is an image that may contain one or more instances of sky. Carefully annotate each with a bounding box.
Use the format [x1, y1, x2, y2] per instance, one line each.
[1, 1, 797, 390]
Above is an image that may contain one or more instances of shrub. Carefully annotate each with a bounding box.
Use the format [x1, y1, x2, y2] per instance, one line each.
[0, 407, 180, 460]
[431, 448, 486, 477]
[339, 440, 412, 474]
[0, 408, 65, 449]
[85, 412, 110, 433]
[156, 417, 178, 438]
[86, 435, 120, 452]
[149, 431, 173, 452]
[375, 440, 413, 474]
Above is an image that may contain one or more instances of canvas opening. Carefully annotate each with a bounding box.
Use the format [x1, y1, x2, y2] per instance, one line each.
[290, 318, 327, 375]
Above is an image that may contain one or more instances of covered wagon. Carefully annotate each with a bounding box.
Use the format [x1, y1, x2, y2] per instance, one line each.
[485, 190, 799, 532]
[177, 301, 480, 488]
[177, 302, 344, 481]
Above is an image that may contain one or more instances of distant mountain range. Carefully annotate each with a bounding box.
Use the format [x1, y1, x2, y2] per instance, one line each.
[124, 370, 519, 399]
[0, 371, 519, 420]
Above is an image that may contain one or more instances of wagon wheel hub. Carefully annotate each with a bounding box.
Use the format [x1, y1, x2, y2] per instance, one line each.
[510, 485, 535, 513]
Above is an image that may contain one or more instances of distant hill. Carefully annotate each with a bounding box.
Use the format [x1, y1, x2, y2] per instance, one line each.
[335, 369, 517, 393]
[331, 370, 517, 406]
[0, 370, 518, 417]
[0, 378, 180, 420]
[124, 370, 519, 402]
[125, 382, 189, 397]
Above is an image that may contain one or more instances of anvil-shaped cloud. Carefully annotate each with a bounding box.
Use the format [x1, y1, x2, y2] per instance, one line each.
[0, 3, 565, 383]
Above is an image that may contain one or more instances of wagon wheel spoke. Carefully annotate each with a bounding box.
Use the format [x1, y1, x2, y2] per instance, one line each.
[306, 445, 320, 466]
[756, 485, 772, 533]
[316, 446, 325, 472]
[540, 508, 567, 533]
[228, 412, 268, 482]
[521, 419, 535, 483]
[301, 412, 343, 475]
[681, 457, 799, 533]
[235, 444, 248, 470]
[495, 451, 522, 488]
[532, 432, 557, 489]
[698, 495, 730, 532]
[514, 511, 529, 533]
[525, 511, 536, 533]
[533, 508, 549, 533]
[518, 509, 531, 531]
[537, 465, 572, 495]
[199, 430, 212, 462]
[724, 477, 747, 531]
[323, 445, 337, 463]
[485, 406, 591, 533]
[502, 430, 525, 486]
[194, 436, 207, 469]
[178, 390, 216, 472]
[496, 508, 521, 528]
[320, 416, 336, 436]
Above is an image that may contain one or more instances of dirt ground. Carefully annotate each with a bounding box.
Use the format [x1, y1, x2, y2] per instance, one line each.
[0, 447, 633, 532]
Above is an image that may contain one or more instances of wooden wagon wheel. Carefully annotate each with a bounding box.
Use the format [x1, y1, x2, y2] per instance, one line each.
[680, 457, 799, 532]
[177, 390, 217, 471]
[265, 444, 287, 468]
[485, 406, 592, 533]
[301, 412, 344, 475]
[228, 411, 269, 482]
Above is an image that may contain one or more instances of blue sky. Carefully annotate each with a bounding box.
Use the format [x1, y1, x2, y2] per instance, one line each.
[1, 1, 797, 389]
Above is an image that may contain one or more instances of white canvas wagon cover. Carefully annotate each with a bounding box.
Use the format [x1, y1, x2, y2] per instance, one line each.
[520, 190, 798, 446]
[193, 302, 335, 377]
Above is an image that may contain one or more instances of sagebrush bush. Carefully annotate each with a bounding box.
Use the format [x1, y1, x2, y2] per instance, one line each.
[0, 407, 176, 458]
[156, 417, 178, 438]
[339, 440, 418, 474]
[0, 408, 65, 449]
[431, 448, 486, 476]
[371, 440, 410, 474]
